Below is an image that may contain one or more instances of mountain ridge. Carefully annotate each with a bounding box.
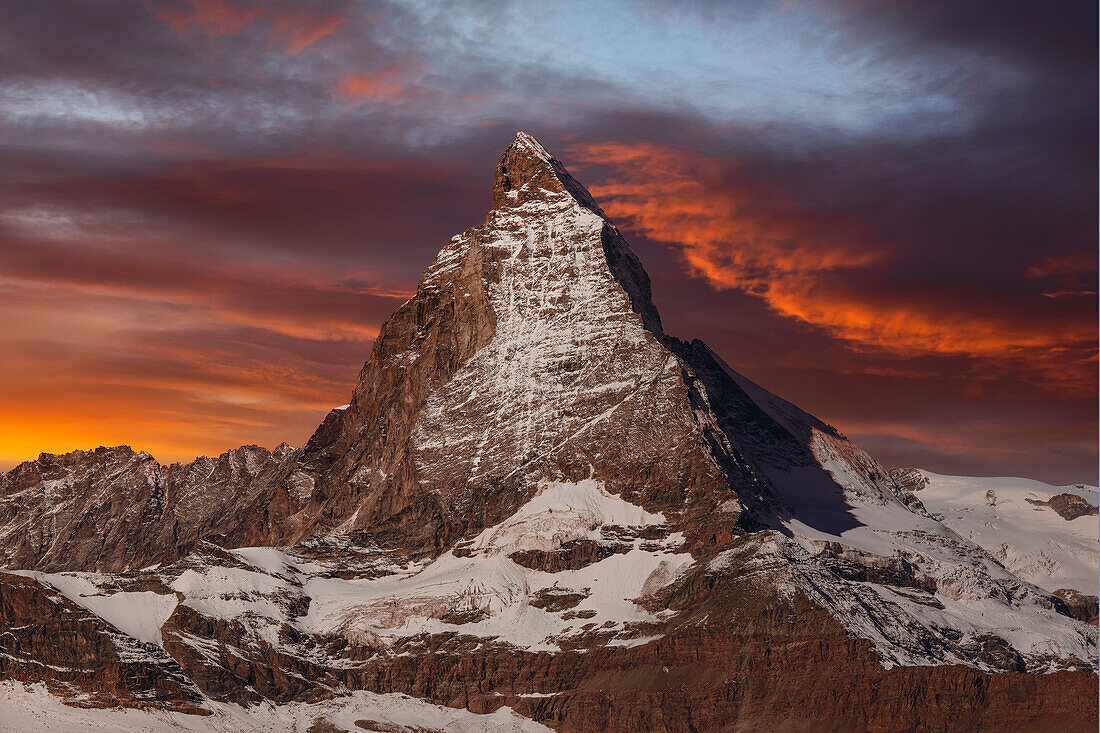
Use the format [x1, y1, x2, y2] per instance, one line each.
[0, 132, 1096, 731]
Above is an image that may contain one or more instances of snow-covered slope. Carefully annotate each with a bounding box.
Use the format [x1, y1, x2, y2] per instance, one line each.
[23, 471, 1094, 679]
[13, 571, 178, 645]
[911, 471, 1097, 596]
[694, 352, 1098, 670]
[0, 681, 549, 733]
[24, 480, 692, 661]
[301, 479, 692, 652]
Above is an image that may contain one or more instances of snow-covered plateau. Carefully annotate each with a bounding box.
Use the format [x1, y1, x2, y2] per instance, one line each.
[912, 472, 1097, 596]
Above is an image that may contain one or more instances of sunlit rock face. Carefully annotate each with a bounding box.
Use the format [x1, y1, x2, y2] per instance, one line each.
[0, 132, 1095, 731]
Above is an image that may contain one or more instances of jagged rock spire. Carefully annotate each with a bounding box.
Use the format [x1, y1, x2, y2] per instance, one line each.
[492, 131, 607, 216]
[492, 132, 556, 207]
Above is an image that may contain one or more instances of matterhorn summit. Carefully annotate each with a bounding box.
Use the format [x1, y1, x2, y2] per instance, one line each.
[291, 130, 744, 559]
[0, 133, 1094, 732]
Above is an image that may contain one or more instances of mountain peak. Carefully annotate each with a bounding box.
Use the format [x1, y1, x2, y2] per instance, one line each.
[492, 131, 604, 215]
[512, 130, 553, 161]
[2, 134, 1096, 727]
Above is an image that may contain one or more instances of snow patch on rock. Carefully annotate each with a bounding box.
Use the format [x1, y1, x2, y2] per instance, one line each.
[299, 481, 689, 651]
[468, 478, 665, 553]
[301, 548, 691, 652]
[17, 571, 177, 646]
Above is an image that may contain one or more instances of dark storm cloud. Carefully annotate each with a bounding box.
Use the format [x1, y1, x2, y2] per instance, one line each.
[843, 0, 1097, 71]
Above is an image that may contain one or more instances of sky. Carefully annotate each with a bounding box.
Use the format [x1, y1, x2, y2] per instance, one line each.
[0, 0, 1095, 483]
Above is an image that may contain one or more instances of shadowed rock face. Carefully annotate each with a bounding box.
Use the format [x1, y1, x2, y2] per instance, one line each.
[0, 133, 1096, 731]
[1054, 589, 1100, 625]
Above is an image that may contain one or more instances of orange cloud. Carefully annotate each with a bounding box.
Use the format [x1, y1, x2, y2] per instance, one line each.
[271, 11, 344, 55]
[156, 1, 345, 55]
[0, 359, 340, 471]
[0, 264, 394, 470]
[334, 67, 409, 104]
[156, 0, 261, 38]
[569, 141, 1096, 370]
[573, 140, 879, 283]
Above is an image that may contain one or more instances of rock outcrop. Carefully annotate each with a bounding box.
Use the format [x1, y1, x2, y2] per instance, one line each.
[1027, 492, 1099, 521]
[292, 132, 742, 559]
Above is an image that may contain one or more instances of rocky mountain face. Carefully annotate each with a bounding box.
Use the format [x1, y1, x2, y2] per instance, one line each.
[0, 133, 1096, 732]
[0, 572, 206, 713]
[291, 132, 749, 559]
[1027, 493, 1098, 521]
[0, 444, 303, 572]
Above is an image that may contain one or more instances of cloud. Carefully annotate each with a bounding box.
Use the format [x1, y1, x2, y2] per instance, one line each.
[272, 10, 345, 55]
[570, 140, 1095, 375]
[156, 0, 263, 38]
[1028, 253, 1098, 279]
[334, 67, 410, 104]
[0, 237, 406, 340]
[156, 0, 347, 55]
[1027, 253, 1098, 299]
[0, 284, 368, 468]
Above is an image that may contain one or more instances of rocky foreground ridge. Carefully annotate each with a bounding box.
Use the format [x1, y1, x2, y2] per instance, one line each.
[0, 133, 1096, 732]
